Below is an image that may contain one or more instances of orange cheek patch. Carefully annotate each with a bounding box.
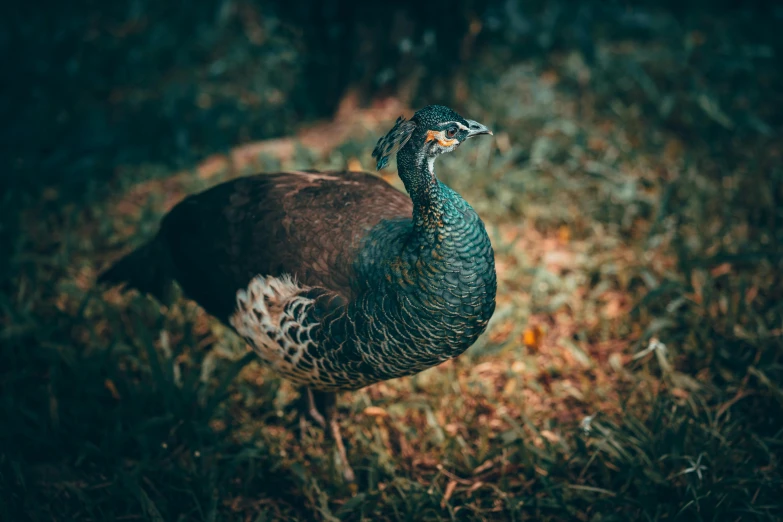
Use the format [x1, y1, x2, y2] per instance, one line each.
[425, 130, 457, 147]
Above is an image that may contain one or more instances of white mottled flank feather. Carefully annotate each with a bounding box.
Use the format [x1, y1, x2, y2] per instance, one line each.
[230, 274, 321, 385]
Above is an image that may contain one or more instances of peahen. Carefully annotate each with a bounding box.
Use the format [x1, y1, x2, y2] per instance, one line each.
[99, 105, 497, 481]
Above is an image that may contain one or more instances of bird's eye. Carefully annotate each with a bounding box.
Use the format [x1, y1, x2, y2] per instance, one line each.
[446, 126, 458, 138]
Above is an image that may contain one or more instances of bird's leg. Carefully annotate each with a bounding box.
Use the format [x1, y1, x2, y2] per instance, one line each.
[306, 388, 327, 428]
[312, 390, 355, 483]
[329, 413, 356, 483]
[298, 387, 327, 442]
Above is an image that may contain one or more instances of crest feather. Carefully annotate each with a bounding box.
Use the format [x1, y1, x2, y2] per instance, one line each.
[371, 116, 417, 170]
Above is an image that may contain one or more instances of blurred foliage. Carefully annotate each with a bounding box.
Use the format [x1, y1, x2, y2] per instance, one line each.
[2, 0, 783, 521]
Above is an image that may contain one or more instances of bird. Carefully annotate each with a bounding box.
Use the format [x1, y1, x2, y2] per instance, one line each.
[98, 105, 497, 481]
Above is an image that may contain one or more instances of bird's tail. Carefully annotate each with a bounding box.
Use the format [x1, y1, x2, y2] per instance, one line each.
[98, 238, 172, 303]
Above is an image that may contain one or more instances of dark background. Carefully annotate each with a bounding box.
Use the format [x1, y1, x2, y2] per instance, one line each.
[5, 0, 779, 195]
[2, 1, 783, 520]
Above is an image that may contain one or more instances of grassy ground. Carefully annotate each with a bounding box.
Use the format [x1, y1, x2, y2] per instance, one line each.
[2, 2, 783, 521]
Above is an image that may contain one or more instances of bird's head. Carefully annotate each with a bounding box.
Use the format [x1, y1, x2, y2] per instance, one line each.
[372, 105, 492, 170]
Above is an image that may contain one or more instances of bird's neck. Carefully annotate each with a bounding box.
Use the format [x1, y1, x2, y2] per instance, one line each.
[396, 145, 446, 238]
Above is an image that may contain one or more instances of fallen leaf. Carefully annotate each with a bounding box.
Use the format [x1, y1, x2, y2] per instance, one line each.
[441, 480, 458, 508]
[104, 379, 121, 400]
[558, 225, 570, 244]
[347, 157, 363, 172]
[523, 325, 543, 349]
[710, 263, 732, 277]
[363, 406, 389, 417]
[473, 460, 494, 475]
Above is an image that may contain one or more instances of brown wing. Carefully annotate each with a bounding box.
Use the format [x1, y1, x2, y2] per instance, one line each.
[158, 170, 412, 322]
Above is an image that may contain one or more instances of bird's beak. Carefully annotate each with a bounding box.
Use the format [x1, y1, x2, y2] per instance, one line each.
[465, 119, 493, 138]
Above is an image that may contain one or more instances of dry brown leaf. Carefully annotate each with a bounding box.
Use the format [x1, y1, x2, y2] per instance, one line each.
[523, 325, 543, 350]
[104, 379, 121, 400]
[710, 263, 732, 277]
[363, 406, 389, 417]
[441, 480, 458, 508]
[347, 157, 363, 172]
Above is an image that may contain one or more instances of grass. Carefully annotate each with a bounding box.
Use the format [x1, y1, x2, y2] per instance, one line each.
[2, 2, 782, 521]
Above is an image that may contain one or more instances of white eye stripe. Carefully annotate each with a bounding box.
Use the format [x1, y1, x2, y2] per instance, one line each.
[441, 121, 469, 131]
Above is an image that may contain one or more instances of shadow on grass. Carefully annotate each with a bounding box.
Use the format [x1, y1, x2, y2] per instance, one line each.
[0, 290, 323, 520]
